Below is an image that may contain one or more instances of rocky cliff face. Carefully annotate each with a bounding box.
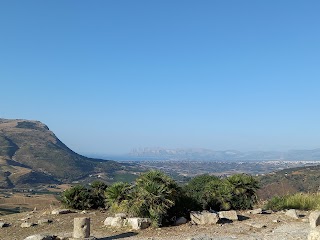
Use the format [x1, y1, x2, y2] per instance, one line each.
[0, 118, 122, 187]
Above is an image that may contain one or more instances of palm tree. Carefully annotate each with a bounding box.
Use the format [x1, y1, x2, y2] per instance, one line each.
[105, 182, 131, 211]
[133, 170, 180, 227]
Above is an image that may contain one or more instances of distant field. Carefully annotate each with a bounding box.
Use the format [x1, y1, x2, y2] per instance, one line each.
[0, 193, 60, 215]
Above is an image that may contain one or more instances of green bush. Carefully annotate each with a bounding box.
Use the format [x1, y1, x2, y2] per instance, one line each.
[61, 181, 108, 210]
[265, 193, 320, 211]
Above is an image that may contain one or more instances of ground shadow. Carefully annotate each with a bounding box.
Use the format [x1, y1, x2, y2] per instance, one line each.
[98, 232, 138, 240]
[238, 215, 250, 221]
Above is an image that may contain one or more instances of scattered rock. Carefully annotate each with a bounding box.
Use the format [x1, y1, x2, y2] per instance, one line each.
[81, 210, 87, 214]
[247, 208, 262, 214]
[175, 217, 188, 226]
[190, 211, 219, 225]
[262, 210, 273, 214]
[110, 217, 125, 228]
[246, 222, 267, 229]
[24, 235, 56, 240]
[51, 209, 73, 215]
[285, 209, 299, 219]
[37, 219, 53, 225]
[104, 217, 114, 226]
[127, 218, 151, 230]
[21, 222, 37, 228]
[218, 210, 238, 221]
[0, 222, 9, 228]
[309, 211, 320, 228]
[272, 219, 280, 223]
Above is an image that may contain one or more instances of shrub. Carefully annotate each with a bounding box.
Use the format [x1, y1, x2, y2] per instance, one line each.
[61, 185, 95, 210]
[105, 182, 132, 213]
[265, 193, 320, 211]
[227, 174, 259, 210]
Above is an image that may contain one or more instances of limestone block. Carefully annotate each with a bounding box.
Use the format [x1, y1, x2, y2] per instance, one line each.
[310, 211, 320, 228]
[285, 209, 299, 219]
[73, 217, 90, 239]
[127, 217, 151, 230]
[218, 210, 238, 221]
[190, 211, 219, 225]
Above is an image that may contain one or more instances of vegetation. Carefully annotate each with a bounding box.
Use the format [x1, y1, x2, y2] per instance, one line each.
[265, 193, 320, 211]
[61, 171, 260, 227]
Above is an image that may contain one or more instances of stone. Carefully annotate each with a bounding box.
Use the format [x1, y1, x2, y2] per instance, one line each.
[73, 217, 90, 239]
[247, 208, 262, 214]
[51, 209, 73, 215]
[246, 222, 267, 229]
[285, 209, 299, 219]
[218, 210, 238, 221]
[115, 213, 127, 218]
[127, 217, 151, 230]
[272, 219, 280, 223]
[104, 217, 114, 226]
[309, 211, 320, 228]
[308, 228, 320, 240]
[111, 217, 125, 228]
[175, 217, 188, 225]
[190, 211, 219, 225]
[24, 235, 56, 240]
[37, 219, 53, 225]
[0, 222, 9, 228]
[21, 222, 36, 228]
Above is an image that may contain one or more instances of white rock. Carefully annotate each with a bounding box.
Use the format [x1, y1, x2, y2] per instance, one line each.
[37, 219, 52, 225]
[247, 208, 262, 214]
[219, 210, 238, 221]
[24, 235, 55, 240]
[309, 211, 320, 228]
[104, 217, 114, 226]
[285, 209, 299, 219]
[115, 213, 127, 218]
[111, 217, 125, 228]
[190, 211, 219, 225]
[51, 209, 73, 215]
[21, 222, 36, 228]
[127, 217, 151, 230]
[0, 222, 9, 228]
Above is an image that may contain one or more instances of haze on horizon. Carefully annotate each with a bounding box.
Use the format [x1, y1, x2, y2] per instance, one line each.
[1, 1, 320, 155]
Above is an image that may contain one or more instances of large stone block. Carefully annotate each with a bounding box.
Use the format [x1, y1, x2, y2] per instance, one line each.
[73, 217, 90, 239]
[111, 217, 125, 228]
[190, 211, 219, 225]
[127, 218, 151, 230]
[218, 210, 238, 221]
[310, 211, 320, 228]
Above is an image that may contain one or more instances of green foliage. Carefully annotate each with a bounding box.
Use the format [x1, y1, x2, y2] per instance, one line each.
[131, 170, 180, 227]
[105, 182, 132, 212]
[183, 174, 219, 210]
[227, 174, 259, 210]
[61, 181, 108, 210]
[265, 193, 320, 211]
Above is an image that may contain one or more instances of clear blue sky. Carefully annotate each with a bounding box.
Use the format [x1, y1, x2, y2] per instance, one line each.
[1, 1, 320, 154]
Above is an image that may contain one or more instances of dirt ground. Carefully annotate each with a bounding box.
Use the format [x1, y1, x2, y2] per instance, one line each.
[0, 208, 313, 240]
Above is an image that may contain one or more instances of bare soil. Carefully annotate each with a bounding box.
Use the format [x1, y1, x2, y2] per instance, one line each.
[0, 208, 312, 240]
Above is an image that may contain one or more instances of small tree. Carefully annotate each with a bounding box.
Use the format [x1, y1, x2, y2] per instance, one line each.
[61, 185, 94, 210]
[227, 174, 259, 209]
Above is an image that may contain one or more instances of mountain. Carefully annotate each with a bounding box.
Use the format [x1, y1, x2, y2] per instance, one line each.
[128, 147, 320, 161]
[0, 118, 125, 188]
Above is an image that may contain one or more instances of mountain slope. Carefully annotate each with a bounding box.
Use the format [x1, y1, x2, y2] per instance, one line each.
[0, 118, 123, 187]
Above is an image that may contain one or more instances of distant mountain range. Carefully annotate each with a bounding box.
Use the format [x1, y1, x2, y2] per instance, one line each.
[0, 118, 128, 188]
[126, 147, 320, 161]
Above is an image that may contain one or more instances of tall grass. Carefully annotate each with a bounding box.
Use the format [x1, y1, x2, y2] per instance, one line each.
[265, 192, 320, 211]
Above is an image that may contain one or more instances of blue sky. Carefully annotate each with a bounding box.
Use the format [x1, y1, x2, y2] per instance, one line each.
[1, 1, 320, 154]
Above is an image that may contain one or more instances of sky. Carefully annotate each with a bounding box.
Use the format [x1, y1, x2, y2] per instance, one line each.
[1, 1, 320, 155]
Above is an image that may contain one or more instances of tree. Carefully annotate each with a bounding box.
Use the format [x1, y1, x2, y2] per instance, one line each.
[105, 182, 131, 212]
[227, 174, 259, 209]
[132, 170, 180, 227]
[61, 185, 95, 210]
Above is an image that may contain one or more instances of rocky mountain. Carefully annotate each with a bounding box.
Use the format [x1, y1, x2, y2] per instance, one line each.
[129, 147, 320, 161]
[0, 118, 125, 188]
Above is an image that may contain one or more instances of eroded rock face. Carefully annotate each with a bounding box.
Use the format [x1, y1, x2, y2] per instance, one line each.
[309, 211, 320, 228]
[190, 211, 219, 225]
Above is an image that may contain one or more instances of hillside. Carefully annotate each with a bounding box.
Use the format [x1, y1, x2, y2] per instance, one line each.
[0, 118, 129, 187]
[258, 165, 320, 199]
